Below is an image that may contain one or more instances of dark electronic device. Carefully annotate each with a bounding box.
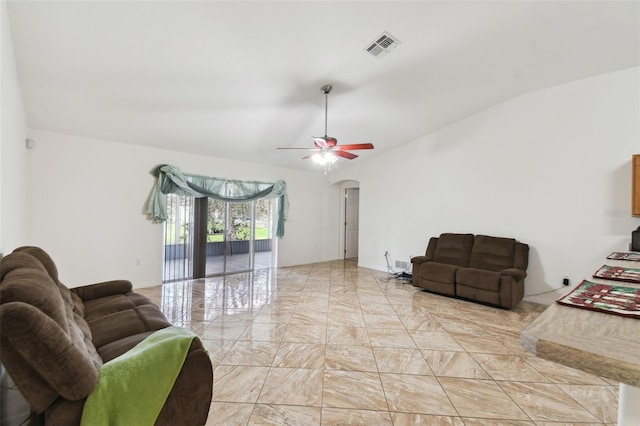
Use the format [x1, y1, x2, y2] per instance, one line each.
[632, 226, 640, 252]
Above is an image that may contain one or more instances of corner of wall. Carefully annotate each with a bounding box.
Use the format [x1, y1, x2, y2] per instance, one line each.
[1, 1, 29, 254]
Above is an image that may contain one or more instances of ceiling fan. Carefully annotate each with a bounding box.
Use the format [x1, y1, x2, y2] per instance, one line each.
[278, 84, 374, 170]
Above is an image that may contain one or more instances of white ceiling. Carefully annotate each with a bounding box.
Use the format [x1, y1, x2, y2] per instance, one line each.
[6, 1, 639, 171]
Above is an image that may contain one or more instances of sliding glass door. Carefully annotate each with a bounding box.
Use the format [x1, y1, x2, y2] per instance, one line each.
[206, 200, 252, 275]
[163, 194, 194, 282]
[163, 195, 276, 281]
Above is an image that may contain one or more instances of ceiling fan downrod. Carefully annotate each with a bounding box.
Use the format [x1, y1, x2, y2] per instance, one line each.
[321, 84, 332, 137]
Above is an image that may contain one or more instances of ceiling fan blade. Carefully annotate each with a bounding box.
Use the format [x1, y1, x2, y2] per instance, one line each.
[334, 143, 374, 151]
[277, 147, 319, 150]
[334, 150, 358, 160]
[312, 138, 328, 149]
[313, 136, 337, 148]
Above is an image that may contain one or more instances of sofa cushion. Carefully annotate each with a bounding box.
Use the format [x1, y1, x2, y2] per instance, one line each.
[468, 235, 516, 271]
[89, 309, 149, 348]
[97, 331, 156, 362]
[432, 233, 475, 267]
[5, 248, 100, 370]
[13, 246, 60, 284]
[0, 255, 101, 411]
[456, 284, 501, 306]
[513, 242, 530, 271]
[57, 284, 103, 371]
[420, 262, 459, 284]
[0, 262, 69, 331]
[456, 268, 501, 292]
[83, 294, 138, 321]
[84, 291, 171, 349]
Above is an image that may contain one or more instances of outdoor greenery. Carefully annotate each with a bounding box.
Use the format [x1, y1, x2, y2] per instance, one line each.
[164, 195, 272, 245]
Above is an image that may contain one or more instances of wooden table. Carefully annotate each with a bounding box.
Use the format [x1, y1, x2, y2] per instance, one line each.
[521, 257, 640, 425]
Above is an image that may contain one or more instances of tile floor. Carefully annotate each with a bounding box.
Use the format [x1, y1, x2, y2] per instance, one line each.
[137, 260, 619, 425]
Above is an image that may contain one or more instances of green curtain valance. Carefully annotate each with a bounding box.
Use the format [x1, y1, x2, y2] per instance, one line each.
[146, 164, 288, 237]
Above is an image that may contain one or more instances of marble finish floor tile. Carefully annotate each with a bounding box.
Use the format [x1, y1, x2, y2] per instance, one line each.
[373, 347, 433, 375]
[321, 408, 392, 425]
[399, 314, 445, 332]
[219, 340, 279, 366]
[359, 303, 397, 315]
[283, 324, 327, 344]
[212, 365, 269, 403]
[367, 327, 416, 348]
[238, 322, 288, 342]
[258, 367, 324, 406]
[555, 384, 618, 423]
[200, 338, 235, 365]
[206, 402, 254, 426]
[273, 342, 325, 369]
[248, 404, 322, 425]
[438, 377, 529, 420]
[322, 370, 388, 410]
[390, 413, 466, 426]
[451, 332, 514, 354]
[363, 313, 406, 329]
[422, 350, 491, 379]
[498, 381, 601, 422]
[152, 261, 618, 425]
[326, 325, 370, 346]
[290, 308, 329, 325]
[201, 322, 248, 340]
[408, 331, 464, 351]
[252, 309, 294, 324]
[470, 353, 549, 382]
[380, 373, 457, 415]
[461, 419, 534, 426]
[522, 355, 609, 385]
[327, 311, 366, 327]
[325, 344, 378, 372]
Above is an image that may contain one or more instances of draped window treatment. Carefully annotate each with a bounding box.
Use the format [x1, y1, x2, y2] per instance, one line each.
[147, 164, 288, 237]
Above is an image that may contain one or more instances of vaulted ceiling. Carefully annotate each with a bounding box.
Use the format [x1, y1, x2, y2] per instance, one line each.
[6, 1, 639, 171]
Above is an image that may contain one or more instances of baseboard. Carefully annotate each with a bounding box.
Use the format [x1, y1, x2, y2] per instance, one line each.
[523, 294, 557, 306]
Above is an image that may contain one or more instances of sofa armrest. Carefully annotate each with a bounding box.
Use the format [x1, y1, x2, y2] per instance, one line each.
[70, 280, 133, 301]
[411, 256, 430, 265]
[500, 268, 527, 281]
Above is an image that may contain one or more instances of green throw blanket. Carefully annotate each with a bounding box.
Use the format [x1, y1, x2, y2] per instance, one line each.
[80, 326, 198, 426]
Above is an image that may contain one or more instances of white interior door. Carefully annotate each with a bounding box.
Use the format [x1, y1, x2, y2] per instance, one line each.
[344, 188, 359, 259]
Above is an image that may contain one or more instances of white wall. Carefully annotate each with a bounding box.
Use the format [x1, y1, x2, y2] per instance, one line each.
[23, 130, 341, 287]
[1, 1, 28, 257]
[334, 67, 640, 304]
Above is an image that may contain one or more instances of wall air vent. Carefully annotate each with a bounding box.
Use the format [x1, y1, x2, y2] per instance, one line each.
[365, 31, 401, 58]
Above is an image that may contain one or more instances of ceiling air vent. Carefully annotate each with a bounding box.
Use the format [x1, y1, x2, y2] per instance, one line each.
[365, 32, 401, 58]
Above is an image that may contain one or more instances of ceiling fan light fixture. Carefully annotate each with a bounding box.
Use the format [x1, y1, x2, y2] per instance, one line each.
[312, 151, 337, 165]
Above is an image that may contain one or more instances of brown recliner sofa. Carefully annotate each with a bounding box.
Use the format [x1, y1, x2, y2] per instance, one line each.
[411, 233, 529, 309]
[0, 246, 213, 425]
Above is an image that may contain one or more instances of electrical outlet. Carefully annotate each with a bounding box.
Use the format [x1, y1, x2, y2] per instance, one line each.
[384, 251, 388, 257]
[136, 258, 143, 266]
[563, 276, 570, 286]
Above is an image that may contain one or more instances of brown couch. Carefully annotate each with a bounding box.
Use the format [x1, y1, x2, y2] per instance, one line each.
[410, 233, 529, 309]
[0, 246, 213, 425]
